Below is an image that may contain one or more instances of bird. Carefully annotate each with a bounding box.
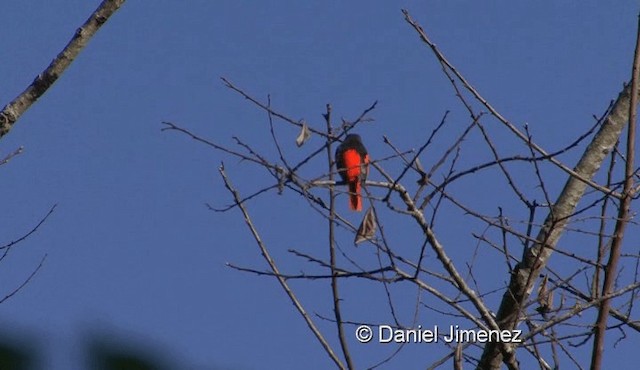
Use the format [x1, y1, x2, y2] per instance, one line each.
[335, 134, 369, 211]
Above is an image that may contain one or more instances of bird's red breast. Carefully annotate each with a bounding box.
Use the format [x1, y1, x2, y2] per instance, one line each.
[335, 134, 369, 211]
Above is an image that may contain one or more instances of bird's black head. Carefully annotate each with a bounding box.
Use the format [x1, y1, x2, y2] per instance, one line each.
[343, 134, 362, 143]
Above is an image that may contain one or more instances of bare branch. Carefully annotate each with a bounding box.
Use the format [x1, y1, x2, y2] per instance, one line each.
[590, 12, 640, 369]
[217, 163, 346, 369]
[0, 0, 126, 138]
[401, 8, 619, 199]
[325, 104, 355, 370]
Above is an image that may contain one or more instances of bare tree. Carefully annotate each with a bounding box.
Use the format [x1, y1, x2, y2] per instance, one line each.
[166, 10, 640, 370]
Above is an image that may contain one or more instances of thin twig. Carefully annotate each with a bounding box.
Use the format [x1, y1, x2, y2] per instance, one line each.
[0, 146, 24, 166]
[1, 204, 58, 251]
[226, 262, 394, 280]
[0, 254, 47, 304]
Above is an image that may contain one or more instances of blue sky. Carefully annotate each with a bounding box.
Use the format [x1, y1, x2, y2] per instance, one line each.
[1, 1, 639, 369]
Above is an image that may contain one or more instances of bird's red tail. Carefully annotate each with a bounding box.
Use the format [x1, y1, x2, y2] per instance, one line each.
[348, 181, 362, 211]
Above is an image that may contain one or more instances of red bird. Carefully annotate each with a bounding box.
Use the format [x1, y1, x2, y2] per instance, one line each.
[335, 134, 369, 211]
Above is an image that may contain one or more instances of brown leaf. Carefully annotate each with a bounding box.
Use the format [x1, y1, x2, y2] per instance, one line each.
[536, 274, 554, 314]
[295, 121, 311, 147]
[354, 207, 376, 245]
[414, 157, 425, 172]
